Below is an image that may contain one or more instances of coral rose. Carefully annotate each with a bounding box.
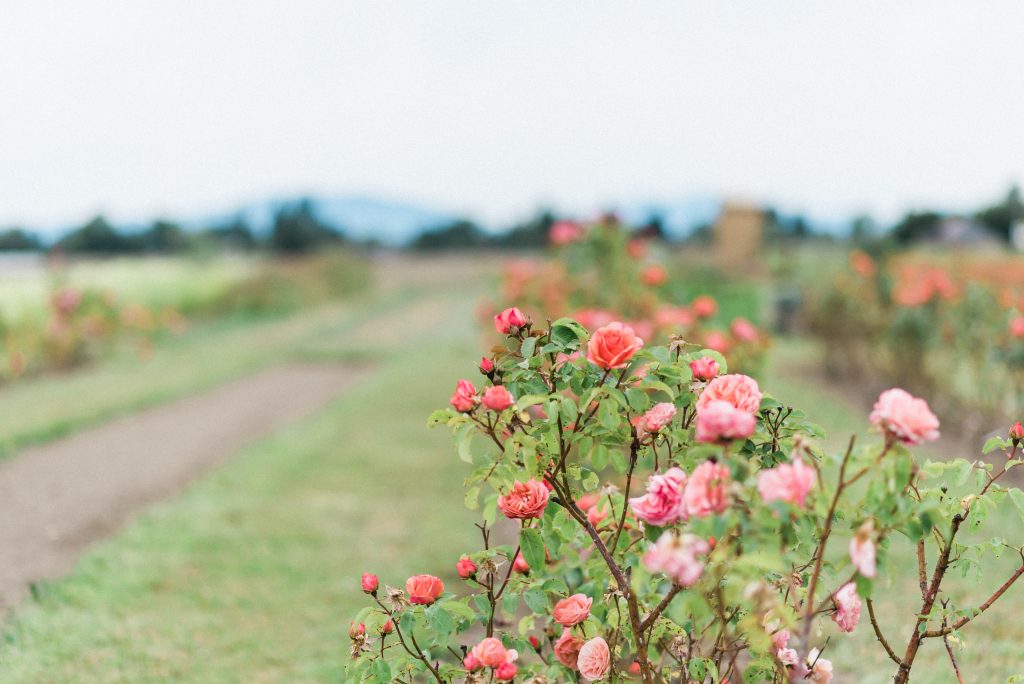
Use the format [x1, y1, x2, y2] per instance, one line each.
[553, 593, 592, 627]
[629, 467, 687, 526]
[406, 574, 444, 605]
[463, 653, 482, 671]
[472, 637, 508, 667]
[684, 460, 731, 517]
[643, 532, 710, 587]
[586, 322, 644, 369]
[494, 306, 527, 334]
[456, 555, 477, 579]
[554, 629, 584, 669]
[695, 399, 756, 443]
[697, 374, 762, 415]
[869, 388, 939, 445]
[692, 295, 718, 319]
[577, 637, 611, 681]
[1012, 316, 1024, 338]
[360, 572, 378, 593]
[832, 582, 861, 633]
[850, 520, 877, 578]
[690, 356, 719, 382]
[640, 264, 668, 286]
[450, 379, 478, 412]
[498, 479, 550, 519]
[757, 458, 817, 507]
[482, 385, 516, 411]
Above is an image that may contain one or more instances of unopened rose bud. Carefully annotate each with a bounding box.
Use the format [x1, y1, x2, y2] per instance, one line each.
[480, 356, 495, 374]
[512, 551, 530, 574]
[529, 635, 541, 650]
[689, 356, 719, 382]
[361, 573, 378, 594]
[379, 619, 394, 635]
[456, 555, 478, 579]
[349, 621, 365, 640]
[1010, 422, 1023, 444]
[496, 662, 517, 680]
[628, 661, 641, 675]
[494, 307, 528, 335]
[464, 653, 482, 672]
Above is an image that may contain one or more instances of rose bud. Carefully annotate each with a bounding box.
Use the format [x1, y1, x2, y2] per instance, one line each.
[629, 661, 642, 676]
[361, 573, 378, 594]
[494, 307, 528, 335]
[348, 621, 365, 639]
[1010, 422, 1024, 444]
[464, 653, 482, 672]
[479, 356, 495, 374]
[689, 356, 720, 382]
[456, 555, 478, 579]
[379, 619, 394, 635]
[450, 379, 479, 413]
[482, 385, 516, 412]
[529, 635, 541, 651]
[496, 662, 517, 680]
[512, 551, 530, 574]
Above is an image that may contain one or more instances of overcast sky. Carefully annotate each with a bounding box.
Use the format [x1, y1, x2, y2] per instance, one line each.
[2, 1, 1023, 230]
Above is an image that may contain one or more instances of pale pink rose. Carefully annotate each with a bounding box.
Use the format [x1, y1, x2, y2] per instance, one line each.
[637, 402, 677, 435]
[406, 574, 444, 605]
[695, 399, 757, 443]
[498, 480, 550, 519]
[692, 295, 718, 319]
[684, 461, 731, 517]
[697, 374, 762, 415]
[850, 520, 877, 578]
[730, 317, 759, 343]
[587, 322, 644, 369]
[494, 306, 528, 334]
[450, 379, 478, 412]
[577, 637, 611, 681]
[832, 583, 861, 633]
[689, 356, 719, 382]
[554, 629, 584, 669]
[482, 385, 516, 411]
[704, 330, 731, 354]
[1012, 316, 1024, 338]
[550, 220, 584, 245]
[553, 593, 592, 627]
[587, 503, 609, 525]
[757, 458, 817, 507]
[869, 388, 939, 445]
[777, 647, 798, 667]
[472, 637, 509, 667]
[643, 532, 710, 587]
[771, 628, 791, 650]
[807, 649, 833, 683]
[629, 467, 687, 526]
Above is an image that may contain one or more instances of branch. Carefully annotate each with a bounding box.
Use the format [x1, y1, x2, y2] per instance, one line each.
[640, 584, 683, 632]
[922, 561, 1024, 637]
[865, 597, 900, 665]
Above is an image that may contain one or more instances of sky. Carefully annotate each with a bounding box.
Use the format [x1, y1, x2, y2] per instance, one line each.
[2, 1, 1023, 232]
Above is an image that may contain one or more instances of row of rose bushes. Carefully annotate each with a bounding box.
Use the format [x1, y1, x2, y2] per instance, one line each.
[481, 218, 769, 376]
[346, 307, 1024, 683]
[804, 249, 1024, 436]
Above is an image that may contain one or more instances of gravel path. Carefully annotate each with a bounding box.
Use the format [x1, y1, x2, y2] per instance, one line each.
[0, 362, 362, 610]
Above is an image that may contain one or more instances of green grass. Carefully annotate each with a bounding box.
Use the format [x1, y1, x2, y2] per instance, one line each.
[0, 288, 483, 683]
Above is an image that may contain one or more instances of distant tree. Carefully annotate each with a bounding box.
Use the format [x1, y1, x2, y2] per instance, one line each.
[410, 220, 485, 250]
[139, 220, 190, 253]
[636, 212, 666, 240]
[205, 216, 258, 251]
[490, 210, 555, 248]
[55, 215, 141, 254]
[0, 229, 42, 251]
[269, 199, 343, 254]
[850, 215, 877, 245]
[891, 211, 942, 245]
[974, 185, 1022, 242]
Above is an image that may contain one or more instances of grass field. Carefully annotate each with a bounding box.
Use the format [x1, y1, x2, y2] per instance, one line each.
[0, 256, 1020, 682]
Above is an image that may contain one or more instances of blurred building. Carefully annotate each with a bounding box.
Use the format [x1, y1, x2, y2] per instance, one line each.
[713, 200, 765, 267]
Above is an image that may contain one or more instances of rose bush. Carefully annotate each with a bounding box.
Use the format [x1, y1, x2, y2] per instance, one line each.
[347, 312, 1024, 683]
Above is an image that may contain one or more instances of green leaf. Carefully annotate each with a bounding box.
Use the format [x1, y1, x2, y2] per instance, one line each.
[523, 587, 549, 614]
[427, 604, 453, 635]
[438, 599, 477, 621]
[983, 436, 1009, 454]
[520, 527, 546, 572]
[520, 336, 537, 358]
[1008, 489, 1024, 523]
[371, 658, 392, 683]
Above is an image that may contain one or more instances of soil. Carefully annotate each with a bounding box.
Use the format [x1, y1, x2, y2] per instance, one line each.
[0, 362, 363, 610]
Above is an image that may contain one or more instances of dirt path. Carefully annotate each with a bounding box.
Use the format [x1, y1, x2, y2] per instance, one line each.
[0, 362, 363, 610]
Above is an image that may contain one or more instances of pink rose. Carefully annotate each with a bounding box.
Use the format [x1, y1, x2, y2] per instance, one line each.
[494, 307, 528, 334]
[577, 637, 611, 681]
[586, 322, 644, 370]
[730, 317, 759, 343]
[869, 388, 939, 445]
[553, 593, 592, 627]
[832, 582, 861, 633]
[807, 649, 833, 683]
[482, 385, 516, 411]
[349, 621, 365, 639]
[850, 520, 877, 578]
[464, 653, 482, 671]
[480, 356, 495, 373]
[360, 572, 378, 593]
[692, 295, 718, 319]
[472, 637, 508, 668]
[554, 629, 584, 669]
[498, 480, 550, 519]
[643, 532, 710, 587]
[689, 356, 719, 382]
[406, 574, 444, 605]
[640, 264, 668, 286]
[695, 399, 756, 443]
[757, 458, 817, 507]
[1011, 316, 1024, 338]
[684, 460, 731, 517]
[550, 220, 584, 245]
[778, 647, 798, 666]
[771, 628, 790, 651]
[456, 555, 477, 579]
[637, 402, 677, 435]
[654, 305, 695, 330]
[697, 374, 762, 415]
[450, 379, 478, 412]
[573, 308, 617, 331]
[629, 467, 687, 526]
[1011, 421, 1024, 442]
[704, 330, 731, 354]
[496, 662, 517, 680]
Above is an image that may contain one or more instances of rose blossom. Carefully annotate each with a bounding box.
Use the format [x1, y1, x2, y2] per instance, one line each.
[482, 385, 516, 411]
[349, 621, 365, 639]
[757, 458, 817, 507]
[406, 574, 444, 605]
[850, 520, 877, 578]
[696, 374, 762, 415]
[498, 479, 550, 519]
[704, 330, 731, 354]
[629, 467, 687, 526]
[360, 572, 378, 593]
[554, 629, 584, 669]
[770, 628, 790, 650]
[450, 379, 478, 412]
[695, 399, 756, 443]
[479, 356, 494, 373]
[690, 356, 719, 382]
[379, 619, 394, 635]
[643, 532, 710, 587]
[586, 322, 644, 369]
[512, 551, 530, 573]
[869, 388, 939, 445]
[807, 649, 833, 683]
[1011, 421, 1024, 442]
[456, 555, 477, 579]
[496, 662, 517, 680]
[553, 593, 592, 627]
[832, 582, 861, 633]
[637, 402, 677, 435]
[550, 220, 584, 245]
[463, 653, 482, 671]
[692, 295, 718, 319]
[778, 647, 798, 667]
[684, 460, 731, 517]
[472, 637, 509, 667]
[494, 306, 528, 334]
[640, 264, 668, 286]
[730, 317, 759, 343]
[573, 308, 617, 331]
[577, 637, 611, 681]
[1011, 316, 1024, 338]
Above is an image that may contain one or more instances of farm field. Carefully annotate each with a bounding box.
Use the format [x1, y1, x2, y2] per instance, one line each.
[0, 254, 1017, 682]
